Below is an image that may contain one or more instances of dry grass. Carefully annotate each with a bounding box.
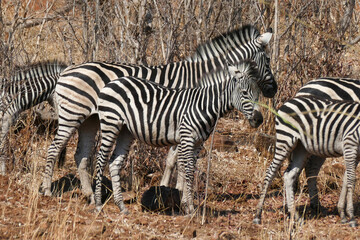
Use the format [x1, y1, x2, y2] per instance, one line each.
[1, 0, 360, 239]
[1, 117, 360, 239]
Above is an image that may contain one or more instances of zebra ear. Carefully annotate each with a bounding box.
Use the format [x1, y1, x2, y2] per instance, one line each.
[257, 32, 272, 46]
[228, 65, 243, 80]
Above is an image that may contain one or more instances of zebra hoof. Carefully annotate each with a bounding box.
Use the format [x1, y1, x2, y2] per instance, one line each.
[349, 220, 358, 227]
[121, 208, 130, 215]
[340, 218, 348, 224]
[253, 218, 261, 224]
[39, 187, 52, 197]
[95, 205, 103, 213]
[88, 194, 95, 205]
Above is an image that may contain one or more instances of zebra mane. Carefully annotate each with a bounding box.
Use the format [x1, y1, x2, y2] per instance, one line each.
[0, 60, 67, 94]
[1, 60, 67, 84]
[198, 59, 260, 87]
[13, 60, 67, 78]
[188, 25, 261, 62]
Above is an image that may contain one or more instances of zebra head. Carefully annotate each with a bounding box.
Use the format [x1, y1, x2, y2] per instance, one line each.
[224, 28, 276, 98]
[251, 50, 276, 98]
[228, 60, 263, 128]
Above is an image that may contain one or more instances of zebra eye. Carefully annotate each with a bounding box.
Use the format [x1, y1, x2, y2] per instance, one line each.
[240, 90, 249, 96]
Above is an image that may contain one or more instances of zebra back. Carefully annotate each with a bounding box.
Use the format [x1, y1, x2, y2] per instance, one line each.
[0, 61, 67, 116]
[189, 25, 275, 97]
[277, 96, 360, 155]
[296, 77, 360, 102]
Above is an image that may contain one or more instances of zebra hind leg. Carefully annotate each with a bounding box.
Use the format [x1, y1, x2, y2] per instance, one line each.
[75, 115, 100, 204]
[283, 143, 309, 225]
[108, 128, 134, 214]
[0, 112, 16, 175]
[160, 145, 178, 187]
[304, 155, 326, 214]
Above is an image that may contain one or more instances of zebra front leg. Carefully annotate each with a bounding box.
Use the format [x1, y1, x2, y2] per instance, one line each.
[253, 138, 296, 224]
[178, 139, 197, 215]
[341, 148, 359, 227]
[75, 115, 100, 204]
[41, 127, 75, 196]
[344, 169, 357, 227]
[160, 145, 178, 187]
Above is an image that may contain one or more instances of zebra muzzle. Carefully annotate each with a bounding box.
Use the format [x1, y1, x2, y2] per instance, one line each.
[249, 110, 263, 128]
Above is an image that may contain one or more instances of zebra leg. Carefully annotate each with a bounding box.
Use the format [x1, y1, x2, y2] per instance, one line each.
[75, 115, 99, 204]
[344, 166, 357, 227]
[338, 149, 359, 227]
[0, 112, 15, 175]
[178, 139, 197, 215]
[94, 118, 121, 212]
[253, 137, 297, 224]
[338, 172, 348, 224]
[160, 145, 178, 187]
[304, 155, 326, 212]
[41, 124, 77, 196]
[108, 128, 134, 214]
[284, 143, 309, 224]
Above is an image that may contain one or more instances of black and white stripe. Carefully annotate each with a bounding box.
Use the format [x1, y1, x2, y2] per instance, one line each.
[0, 61, 67, 175]
[40, 25, 276, 200]
[254, 95, 360, 227]
[292, 77, 360, 211]
[94, 60, 262, 214]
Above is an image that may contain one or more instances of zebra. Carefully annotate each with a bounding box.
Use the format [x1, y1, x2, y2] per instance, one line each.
[253, 77, 360, 223]
[295, 77, 360, 211]
[254, 95, 360, 227]
[0, 61, 68, 175]
[94, 60, 262, 214]
[40, 25, 277, 201]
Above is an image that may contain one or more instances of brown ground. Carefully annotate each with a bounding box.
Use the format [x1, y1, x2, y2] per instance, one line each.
[1, 115, 360, 240]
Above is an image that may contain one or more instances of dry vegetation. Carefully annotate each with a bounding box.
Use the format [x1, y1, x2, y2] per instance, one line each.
[0, 0, 360, 239]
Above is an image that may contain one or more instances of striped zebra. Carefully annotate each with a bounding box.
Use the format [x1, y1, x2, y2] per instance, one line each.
[295, 77, 360, 211]
[40, 25, 277, 201]
[0, 61, 67, 175]
[253, 77, 360, 223]
[95, 60, 262, 214]
[254, 95, 360, 227]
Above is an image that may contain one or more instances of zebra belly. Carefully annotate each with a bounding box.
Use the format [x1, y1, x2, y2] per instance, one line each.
[125, 119, 180, 147]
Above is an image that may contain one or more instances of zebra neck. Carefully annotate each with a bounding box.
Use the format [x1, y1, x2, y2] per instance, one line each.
[207, 79, 234, 119]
